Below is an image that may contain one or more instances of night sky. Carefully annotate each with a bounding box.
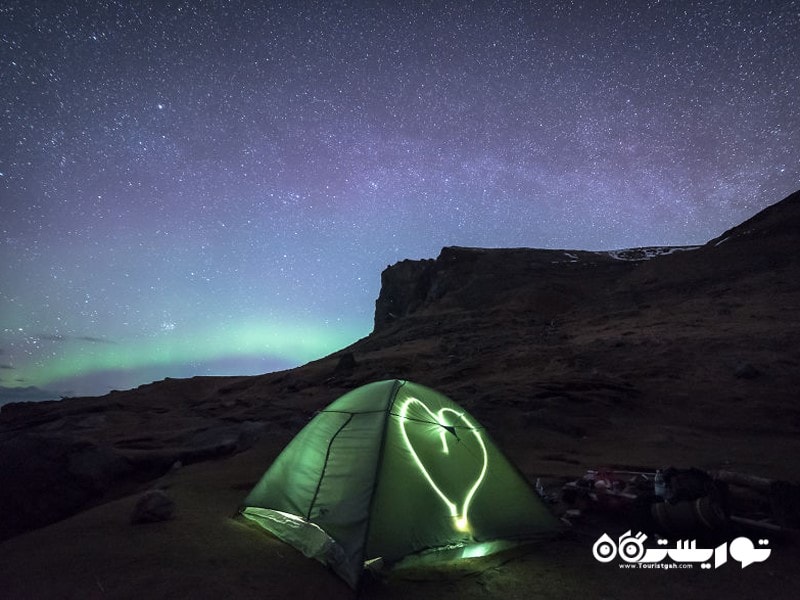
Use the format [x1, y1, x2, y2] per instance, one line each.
[1, 1, 798, 400]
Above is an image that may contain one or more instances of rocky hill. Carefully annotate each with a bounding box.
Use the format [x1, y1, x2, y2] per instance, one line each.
[1, 189, 799, 598]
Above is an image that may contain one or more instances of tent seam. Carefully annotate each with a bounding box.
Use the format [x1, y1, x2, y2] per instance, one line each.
[355, 379, 404, 592]
[306, 412, 354, 521]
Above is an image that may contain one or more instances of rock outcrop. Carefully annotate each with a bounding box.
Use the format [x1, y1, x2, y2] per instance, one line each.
[374, 190, 800, 334]
[374, 257, 435, 329]
[0, 433, 133, 540]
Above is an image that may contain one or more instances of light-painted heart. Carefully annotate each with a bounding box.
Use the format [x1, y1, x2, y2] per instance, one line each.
[398, 396, 488, 532]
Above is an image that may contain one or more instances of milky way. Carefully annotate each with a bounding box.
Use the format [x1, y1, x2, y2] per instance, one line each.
[1, 0, 798, 399]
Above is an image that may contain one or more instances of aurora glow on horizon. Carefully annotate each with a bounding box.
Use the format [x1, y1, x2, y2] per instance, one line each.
[1, 1, 799, 399]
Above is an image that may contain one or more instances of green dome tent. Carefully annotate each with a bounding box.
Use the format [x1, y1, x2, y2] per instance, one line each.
[240, 380, 558, 588]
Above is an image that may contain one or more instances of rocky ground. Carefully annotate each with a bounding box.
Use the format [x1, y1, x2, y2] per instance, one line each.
[1, 190, 799, 598]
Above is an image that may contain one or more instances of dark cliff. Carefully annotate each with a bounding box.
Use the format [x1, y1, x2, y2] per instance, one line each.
[374, 189, 800, 336]
[374, 245, 674, 333]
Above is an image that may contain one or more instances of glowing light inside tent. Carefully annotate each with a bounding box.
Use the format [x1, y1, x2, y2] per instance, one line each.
[398, 396, 488, 532]
[459, 542, 495, 559]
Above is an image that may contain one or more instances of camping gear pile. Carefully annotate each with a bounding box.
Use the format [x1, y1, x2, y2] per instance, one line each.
[561, 467, 800, 539]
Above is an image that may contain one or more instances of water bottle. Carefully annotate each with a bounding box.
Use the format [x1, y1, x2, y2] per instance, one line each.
[654, 470, 666, 498]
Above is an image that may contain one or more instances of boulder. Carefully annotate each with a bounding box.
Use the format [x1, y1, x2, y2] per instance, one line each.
[130, 489, 175, 524]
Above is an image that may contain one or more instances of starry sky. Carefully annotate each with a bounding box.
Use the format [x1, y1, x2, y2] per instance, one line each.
[1, 0, 798, 401]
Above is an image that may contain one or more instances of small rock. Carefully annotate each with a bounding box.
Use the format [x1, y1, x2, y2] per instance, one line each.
[130, 489, 175, 524]
[334, 352, 358, 372]
[734, 362, 761, 379]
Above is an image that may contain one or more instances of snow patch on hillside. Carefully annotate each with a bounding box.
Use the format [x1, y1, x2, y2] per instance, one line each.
[603, 246, 701, 262]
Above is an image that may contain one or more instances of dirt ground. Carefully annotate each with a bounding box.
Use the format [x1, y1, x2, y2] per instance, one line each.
[1, 427, 797, 600]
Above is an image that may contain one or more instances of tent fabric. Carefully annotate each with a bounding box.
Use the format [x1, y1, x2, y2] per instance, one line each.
[240, 380, 558, 588]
